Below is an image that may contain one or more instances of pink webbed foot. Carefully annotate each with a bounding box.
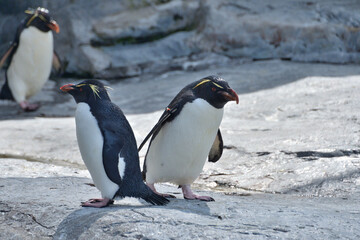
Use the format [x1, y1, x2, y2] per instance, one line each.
[19, 101, 40, 112]
[81, 198, 114, 208]
[181, 185, 215, 202]
[147, 183, 176, 198]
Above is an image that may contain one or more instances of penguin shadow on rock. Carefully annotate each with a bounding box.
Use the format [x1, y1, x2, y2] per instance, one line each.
[0, 7, 62, 112]
[139, 75, 239, 201]
[60, 79, 169, 208]
[54, 197, 212, 240]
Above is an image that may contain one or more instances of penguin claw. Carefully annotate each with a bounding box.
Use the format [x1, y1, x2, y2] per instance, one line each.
[184, 195, 215, 202]
[81, 198, 114, 208]
[150, 190, 176, 199]
[19, 101, 40, 112]
[181, 185, 215, 202]
[162, 193, 177, 199]
[146, 183, 177, 198]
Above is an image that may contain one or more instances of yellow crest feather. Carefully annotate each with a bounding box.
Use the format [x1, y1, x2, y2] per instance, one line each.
[212, 82, 224, 89]
[89, 84, 101, 99]
[25, 9, 35, 14]
[26, 13, 38, 27]
[38, 14, 47, 22]
[193, 79, 211, 89]
[75, 83, 101, 99]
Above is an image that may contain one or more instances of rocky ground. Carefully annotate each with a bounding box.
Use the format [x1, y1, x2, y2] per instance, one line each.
[0, 60, 360, 239]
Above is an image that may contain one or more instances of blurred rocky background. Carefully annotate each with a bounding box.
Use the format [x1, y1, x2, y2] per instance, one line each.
[1, 0, 360, 78]
[0, 0, 360, 239]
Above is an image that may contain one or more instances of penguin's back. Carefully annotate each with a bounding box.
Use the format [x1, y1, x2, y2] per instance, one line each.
[76, 102, 119, 199]
[145, 98, 224, 185]
[7, 26, 53, 102]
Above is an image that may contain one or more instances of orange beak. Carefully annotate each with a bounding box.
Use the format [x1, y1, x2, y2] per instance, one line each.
[60, 84, 74, 92]
[47, 20, 60, 33]
[221, 88, 239, 104]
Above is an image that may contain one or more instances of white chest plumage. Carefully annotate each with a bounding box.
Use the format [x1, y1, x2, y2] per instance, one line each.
[7, 26, 53, 102]
[145, 98, 224, 185]
[75, 103, 119, 199]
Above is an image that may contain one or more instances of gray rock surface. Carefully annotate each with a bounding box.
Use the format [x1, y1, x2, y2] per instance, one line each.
[92, 1, 199, 44]
[2, 0, 360, 78]
[1, 170, 359, 240]
[196, 0, 360, 63]
[0, 60, 360, 238]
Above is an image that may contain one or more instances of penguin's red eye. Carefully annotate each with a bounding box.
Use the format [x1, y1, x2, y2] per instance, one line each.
[79, 88, 83, 92]
[212, 87, 216, 92]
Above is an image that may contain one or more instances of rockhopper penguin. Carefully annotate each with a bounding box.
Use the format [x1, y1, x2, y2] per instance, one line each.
[60, 80, 169, 207]
[139, 75, 239, 201]
[0, 7, 61, 111]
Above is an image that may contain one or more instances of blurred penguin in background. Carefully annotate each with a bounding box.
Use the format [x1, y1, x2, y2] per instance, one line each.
[0, 7, 61, 111]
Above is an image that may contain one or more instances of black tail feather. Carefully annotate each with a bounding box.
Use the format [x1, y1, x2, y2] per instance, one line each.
[0, 80, 14, 100]
[117, 183, 170, 206]
[141, 187, 170, 206]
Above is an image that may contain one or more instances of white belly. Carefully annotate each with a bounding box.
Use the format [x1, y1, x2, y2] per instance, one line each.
[7, 26, 53, 102]
[75, 103, 119, 199]
[145, 98, 224, 185]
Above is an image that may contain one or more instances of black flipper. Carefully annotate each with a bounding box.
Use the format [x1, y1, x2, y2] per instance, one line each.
[138, 86, 196, 152]
[52, 50, 62, 75]
[0, 79, 14, 100]
[0, 20, 25, 101]
[208, 129, 223, 163]
[0, 43, 16, 69]
[0, 43, 17, 100]
[138, 107, 176, 151]
[102, 141, 124, 186]
[1, 19, 25, 69]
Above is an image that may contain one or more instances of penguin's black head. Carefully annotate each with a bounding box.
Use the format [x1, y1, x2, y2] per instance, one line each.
[60, 80, 111, 104]
[191, 75, 239, 108]
[24, 7, 60, 33]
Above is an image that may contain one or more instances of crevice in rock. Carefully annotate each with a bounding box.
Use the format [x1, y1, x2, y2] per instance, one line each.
[0, 153, 85, 170]
[223, 145, 237, 149]
[282, 149, 360, 161]
[273, 227, 290, 233]
[222, 146, 360, 162]
[214, 180, 282, 194]
[91, 24, 198, 47]
[126, 0, 172, 9]
[218, 2, 254, 13]
[130, 209, 155, 221]
[224, 192, 252, 197]
[256, 152, 271, 156]
[27, 213, 55, 230]
[223, 145, 249, 155]
[0, 202, 11, 213]
[0, 202, 55, 231]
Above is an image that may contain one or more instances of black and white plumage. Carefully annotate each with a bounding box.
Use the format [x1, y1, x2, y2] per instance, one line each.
[60, 80, 169, 207]
[0, 7, 61, 111]
[139, 75, 239, 201]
